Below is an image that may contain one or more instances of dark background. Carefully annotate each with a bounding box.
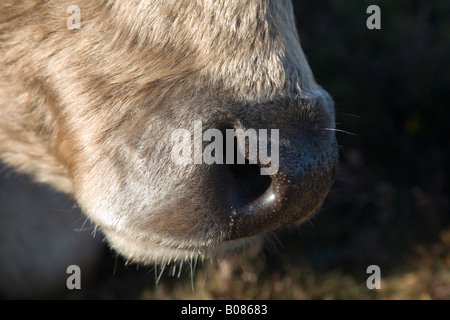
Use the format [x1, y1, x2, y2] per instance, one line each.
[285, 0, 450, 298]
[294, 0, 450, 266]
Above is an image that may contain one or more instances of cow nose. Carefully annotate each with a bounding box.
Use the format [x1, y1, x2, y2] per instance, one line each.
[213, 95, 339, 240]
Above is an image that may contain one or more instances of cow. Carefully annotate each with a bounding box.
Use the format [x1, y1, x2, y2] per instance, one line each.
[0, 0, 338, 298]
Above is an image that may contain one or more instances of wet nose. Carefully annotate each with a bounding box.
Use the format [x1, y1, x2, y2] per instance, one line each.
[212, 95, 338, 240]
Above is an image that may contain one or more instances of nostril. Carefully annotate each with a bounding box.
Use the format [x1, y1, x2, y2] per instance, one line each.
[220, 133, 272, 207]
[226, 160, 272, 206]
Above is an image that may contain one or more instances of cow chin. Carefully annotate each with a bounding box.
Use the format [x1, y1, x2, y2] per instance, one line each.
[103, 228, 264, 265]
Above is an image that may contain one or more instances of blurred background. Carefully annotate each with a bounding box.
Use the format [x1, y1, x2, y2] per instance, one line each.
[77, 0, 449, 299]
[1, 0, 448, 299]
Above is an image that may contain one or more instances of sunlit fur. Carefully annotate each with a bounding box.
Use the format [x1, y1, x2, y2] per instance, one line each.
[0, 0, 334, 265]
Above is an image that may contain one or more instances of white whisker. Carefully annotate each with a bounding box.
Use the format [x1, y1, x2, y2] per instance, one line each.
[321, 127, 357, 136]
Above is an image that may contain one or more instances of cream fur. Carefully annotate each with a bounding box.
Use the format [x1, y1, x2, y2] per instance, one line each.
[0, 0, 337, 266]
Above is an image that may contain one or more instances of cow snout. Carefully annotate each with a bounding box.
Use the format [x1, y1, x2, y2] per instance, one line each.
[210, 95, 339, 240]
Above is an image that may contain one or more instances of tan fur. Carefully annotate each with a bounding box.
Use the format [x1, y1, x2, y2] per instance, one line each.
[0, 0, 337, 266]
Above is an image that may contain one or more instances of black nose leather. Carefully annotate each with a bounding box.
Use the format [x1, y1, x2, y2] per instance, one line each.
[212, 96, 338, 240]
